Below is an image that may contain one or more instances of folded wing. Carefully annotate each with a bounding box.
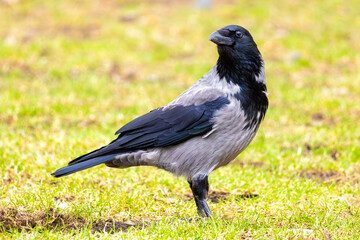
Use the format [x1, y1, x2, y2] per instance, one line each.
[66, 96, 230, 166]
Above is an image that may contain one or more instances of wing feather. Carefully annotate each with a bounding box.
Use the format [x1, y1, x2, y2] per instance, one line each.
[68, 97, 230, 165]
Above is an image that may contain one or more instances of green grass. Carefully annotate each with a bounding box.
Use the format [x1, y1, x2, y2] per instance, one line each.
[1, 0, 360, 239]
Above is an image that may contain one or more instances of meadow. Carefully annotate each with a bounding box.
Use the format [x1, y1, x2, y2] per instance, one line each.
[1, 0, 360, 239]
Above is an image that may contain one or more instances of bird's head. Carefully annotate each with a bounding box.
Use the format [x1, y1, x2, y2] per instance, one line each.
[209, 25, 264, 87]
[209, 25, 259, 59]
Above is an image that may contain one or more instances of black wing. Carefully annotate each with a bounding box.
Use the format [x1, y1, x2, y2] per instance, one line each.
[68, 96, 230, 165]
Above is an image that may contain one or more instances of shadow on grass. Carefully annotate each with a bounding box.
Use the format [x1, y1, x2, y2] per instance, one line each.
[0, 208, 144, 233]
[185, 190, 259, 203]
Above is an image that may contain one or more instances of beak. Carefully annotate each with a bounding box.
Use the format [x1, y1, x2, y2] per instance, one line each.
[209, 29, 234, 46]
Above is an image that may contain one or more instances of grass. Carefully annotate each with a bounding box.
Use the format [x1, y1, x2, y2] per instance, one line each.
[1, 0, 360, 238]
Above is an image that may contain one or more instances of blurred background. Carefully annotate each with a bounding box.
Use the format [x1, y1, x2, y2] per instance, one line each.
[1, 0, 360, 237]
[1, 0, 359, 169]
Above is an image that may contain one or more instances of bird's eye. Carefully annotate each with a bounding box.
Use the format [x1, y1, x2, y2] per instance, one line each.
[235, 31, 243, 38]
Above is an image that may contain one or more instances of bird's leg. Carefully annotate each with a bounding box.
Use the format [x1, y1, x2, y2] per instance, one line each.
[188, 174, 213, 218]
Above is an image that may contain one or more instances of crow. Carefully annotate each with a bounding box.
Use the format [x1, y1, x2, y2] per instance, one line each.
[52, 25, 268, 218]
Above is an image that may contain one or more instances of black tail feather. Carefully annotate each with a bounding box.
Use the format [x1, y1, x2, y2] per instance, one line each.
[51, 154, 118, 178]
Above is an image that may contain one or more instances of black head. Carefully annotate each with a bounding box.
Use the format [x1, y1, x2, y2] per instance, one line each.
[209, 25, 264, 88]
[209, 25, 259, 60]
[209, 25, 254, 46]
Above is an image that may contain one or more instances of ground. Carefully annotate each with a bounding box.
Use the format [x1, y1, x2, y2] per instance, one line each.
[1, 0, 360, 239]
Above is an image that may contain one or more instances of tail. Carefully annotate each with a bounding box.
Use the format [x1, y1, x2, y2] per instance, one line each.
[52, 136, 129, 178]
[51, 153, 119, 178]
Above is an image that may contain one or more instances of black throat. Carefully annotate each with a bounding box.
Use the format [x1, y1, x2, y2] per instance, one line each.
[216, 46, 266, 91]
[216, 46, 269, 130]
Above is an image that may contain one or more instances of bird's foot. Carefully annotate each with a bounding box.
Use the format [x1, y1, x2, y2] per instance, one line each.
[197, 199, 213, 218]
